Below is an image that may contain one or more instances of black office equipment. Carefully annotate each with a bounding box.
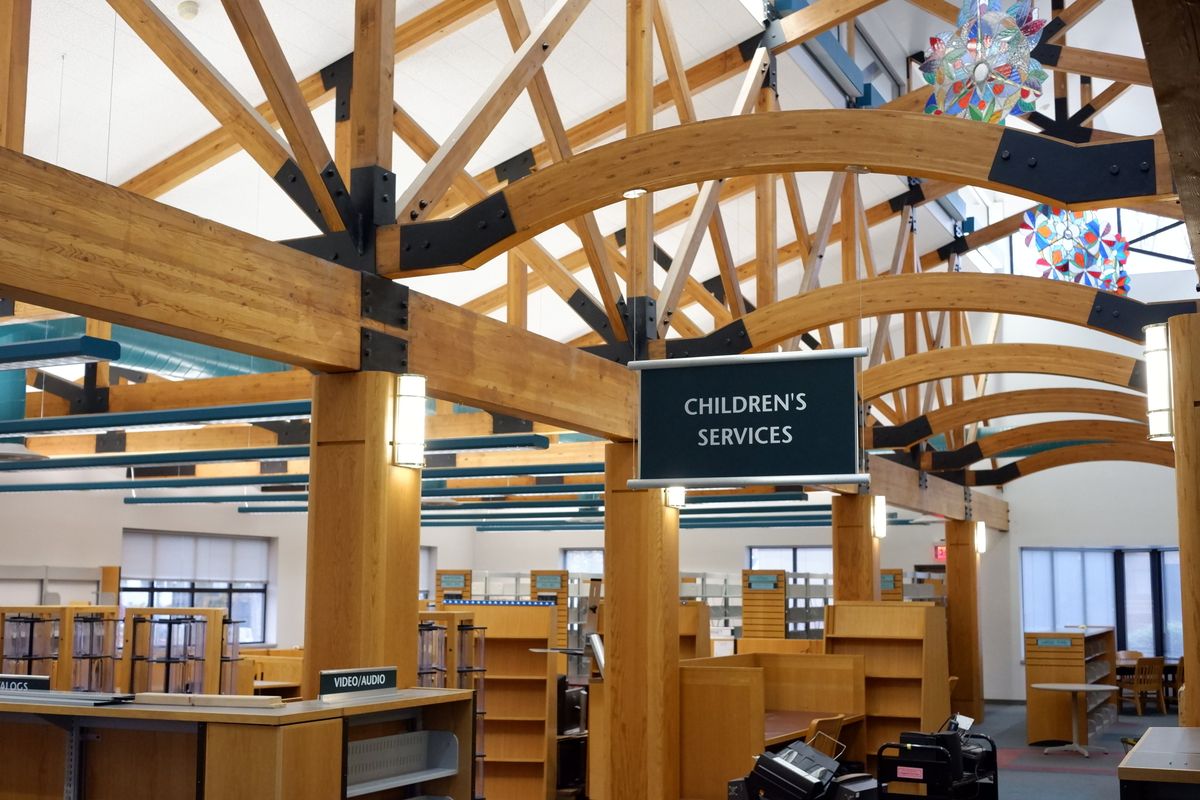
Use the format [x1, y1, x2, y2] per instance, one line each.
[876, 725, 997, 800]
[733, 738, 879, 800]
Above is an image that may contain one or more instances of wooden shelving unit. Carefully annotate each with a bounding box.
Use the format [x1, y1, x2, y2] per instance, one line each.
[457, 602, 558, 800]
[436, 569, 473, 607]
[118, 607, 234, 695]
[1024, 627, 1117, 746]
[741, 570, 786, 639]
[823, 601, 950, 763]
[880, 569, 904, 602]
[679, 600, 712, 659]
[0, 604, 121, 691]
[530, 570, 569, 648]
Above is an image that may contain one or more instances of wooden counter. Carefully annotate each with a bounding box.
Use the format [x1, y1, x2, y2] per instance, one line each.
[0, 688, 474, 799]
[1119, 727, 1200, 798]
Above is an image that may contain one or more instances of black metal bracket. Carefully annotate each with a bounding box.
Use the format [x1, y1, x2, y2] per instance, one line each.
[361, 273, 410, 329]
[108, 366, 147, 385]
[568, 289, 624, 345]
[272, 159, 329, 233]
[888, 178, 925, 212]
[1129, 359, 1147, 392]
[1030, 21, 1065, 69]
[360, 328, 409, 373]
[701, 276, 756, 313]
[663, 318, 752, 359]
[78, 363, 109, 415]
[927, 441, 984, 471]
[29, 370, 84, 404]
[583, 298, 657, 363]
[762, 51, 778, 93]
[0, 297, 12, 317]
[967, 462, 1020, 486]
[1086, 292, 1197, 341]
[936, 235, 971, 262]
[491, 413, 534, 434]
[320, 53, 353, 123]
[255, 419, 311, 446]
[95, 430, 126, 455]
[494, 148, 536, 184]
[260, 461, 288, 475]
[581, 341, 636, 366]
[351, 165, 396, 227]
[282, 229, 374, 271]
[963, 487, 974, 521]
[870, 415, 935, 449]
[988, 128, 1157, 204]
[737, 32, 768, 62]
[1026, 111, 1095, 144]
[426, 453, 456, 468]
[398, 192, 517, 270]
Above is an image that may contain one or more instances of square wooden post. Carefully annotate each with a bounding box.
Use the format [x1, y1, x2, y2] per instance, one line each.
[945, 519, 985, 721]
[1169, 313, 1200, 725]
[602, 442, 680, 800]
[832, 494, 879, 602]
[302, 371, 420, 697]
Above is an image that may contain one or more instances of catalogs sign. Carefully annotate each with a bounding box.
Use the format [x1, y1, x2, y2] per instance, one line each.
[628, 349, 868, 488]
[318, 666, 398, 701]
[0, 674, 50, 692]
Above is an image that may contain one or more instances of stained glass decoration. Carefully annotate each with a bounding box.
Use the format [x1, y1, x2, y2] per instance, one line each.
[1021, 205, 1132, 295]
[921, 1, 1049, 123]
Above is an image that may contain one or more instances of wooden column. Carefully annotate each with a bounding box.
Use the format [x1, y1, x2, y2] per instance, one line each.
[302, 371, 420, 697]
[755, 89, 777, 312]
[507, 251, 527, 330]
[625, 0, 654, 298]
[1169, 313, 1200, 725]
[945, 519, 985, 721]
[349, 0, 395, 171]
[0, 0, 31, 151]
[831, 494, 878, 602]
[603, 442, 679, 800]
[840, 175, 860, 347]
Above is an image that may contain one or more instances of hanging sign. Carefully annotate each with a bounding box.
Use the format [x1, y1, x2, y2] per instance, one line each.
[319, 666, 398, 701]
[628, 349, 868, 488]
[0, 674, 51, 692]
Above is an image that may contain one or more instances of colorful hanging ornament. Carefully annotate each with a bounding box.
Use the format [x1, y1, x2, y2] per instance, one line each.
[921, 0, 1049, 123]
[1021, 205, 1132, 295]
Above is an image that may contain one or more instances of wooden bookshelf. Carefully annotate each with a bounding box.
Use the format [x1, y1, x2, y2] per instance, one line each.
[118, 607, 231, 695]
[679, 600, 712, 659]
[823, 602, 950, 764]
[0, 605, 121, 692]
[741, 570, 786, 639]
[529, 570, 569, 648]
[1024, 627, 1117, 746]
[436, 569, 473, 607]
[880, 569, 904, 602]
[462, 603, 558, 800]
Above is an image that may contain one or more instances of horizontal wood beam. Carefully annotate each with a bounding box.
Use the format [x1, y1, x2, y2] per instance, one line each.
[868, 455, 1009, 530]
[919, 419, 1151, 470]
[397, 111, 1171, 271]
[965, 441, 1173, 486]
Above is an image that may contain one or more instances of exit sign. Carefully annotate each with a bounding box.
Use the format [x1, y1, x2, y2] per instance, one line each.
[934, 544, 947, 562]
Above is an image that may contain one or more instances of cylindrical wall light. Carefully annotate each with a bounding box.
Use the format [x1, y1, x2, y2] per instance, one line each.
[1144, 323, 1174, 442]
[393, 374, 427, 467]
[974, 521, 987, 554]
[872, 495, 887, 539]
[665, 485, 687, 509]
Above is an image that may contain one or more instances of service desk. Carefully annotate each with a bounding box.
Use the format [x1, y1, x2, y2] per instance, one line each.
[1119, 727, 1200, 799]
[0, 687, 474, 799]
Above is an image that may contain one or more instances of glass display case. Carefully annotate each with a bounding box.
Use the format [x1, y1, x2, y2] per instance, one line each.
[417, 621, 448, 688]
[1, 614, 58, 677]
[71, 612, 118, 692]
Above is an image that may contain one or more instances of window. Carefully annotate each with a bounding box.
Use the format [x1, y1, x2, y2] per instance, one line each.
[1020, 548, 1116, 631]
[121, 531, 271, 644]
[748, 546, 833, 574]
[419, 546, 433, 600]
[1122, 551, 1156, 655]
[1163, 550, 1183, 659]
[563, 548, 604, 574]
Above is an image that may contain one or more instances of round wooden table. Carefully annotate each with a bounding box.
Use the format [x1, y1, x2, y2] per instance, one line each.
[1031, 683, 1120, 758]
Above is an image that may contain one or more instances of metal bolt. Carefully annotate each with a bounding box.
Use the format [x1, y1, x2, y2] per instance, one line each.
[541, 42, 549, 50]
[404, 243, 411, 252]
[1141, 162, 1151, 172]
[423, 241, 432, 249]
[1027, 157, 1037, 167]
[418, 200, 429, 209]
[498, 210, 508, 219]
[381, 194, 389, 203]
[1000, 150, 1010, 160]
[1110, 164, 1120, 175]
[1112, 311, 1120, 318]
[478, 221, 488, 230]
[409, 210, 419, 220]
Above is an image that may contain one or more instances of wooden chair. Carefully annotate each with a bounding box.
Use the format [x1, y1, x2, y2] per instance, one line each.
[1167, 657, 1185, 710]
[1121, 657, 1167, 715]
[805, 714, 845, 757]
[1117, 650, 1145, 661]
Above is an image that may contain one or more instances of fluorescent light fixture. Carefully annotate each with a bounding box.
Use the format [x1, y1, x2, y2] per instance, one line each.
[0, 336, 120, 371]
[872, 495, 887, 539]
[622, 187, 648, 199]
[393, 374, 427, 468]
[665, 485, 686, 509]
[974, 521, 987, 554]
[1143, 323, 1174, 441]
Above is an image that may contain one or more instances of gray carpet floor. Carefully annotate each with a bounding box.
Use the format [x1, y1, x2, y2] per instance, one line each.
[972, 700, 1179, 799]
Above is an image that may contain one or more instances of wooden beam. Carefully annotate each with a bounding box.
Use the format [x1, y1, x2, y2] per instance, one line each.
[841, 174, 860, 348]
[121, 0, 493, 200]
[444, 112, 1171, 269]
[349, 0, 395, 173]
[0, 145, 360, 370]
[918, 419, 1153, 470]
[1168, 311, 1200, 725]
[868, 455, 1009, 530]
[775, 0, 889, 49]
[1050, 46, 1151, 87]
[861, 343, 1143, 402]
[1132, 0, 1200, 280]
[495, 0, 626, 341]
[626, 0, 654, 300]
[397, 0, 588, 222]
[0, 0, 30, 151]
[107, 0, 317, 220]
[222, 0, 350, 233]
[920, 209, 1027, 270]
[965, 441, 1174, 485]
[507, 251, 527, 330]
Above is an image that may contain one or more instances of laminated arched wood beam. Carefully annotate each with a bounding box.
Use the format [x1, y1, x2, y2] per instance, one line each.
[960, 441, 1173, 485]
[917, 419, 1151, 471]
[390, 110, 1173, 273]
[859, 343, 1145, 403]
[662, 273, 1197, 359]
[866, 387, 1147, 449]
